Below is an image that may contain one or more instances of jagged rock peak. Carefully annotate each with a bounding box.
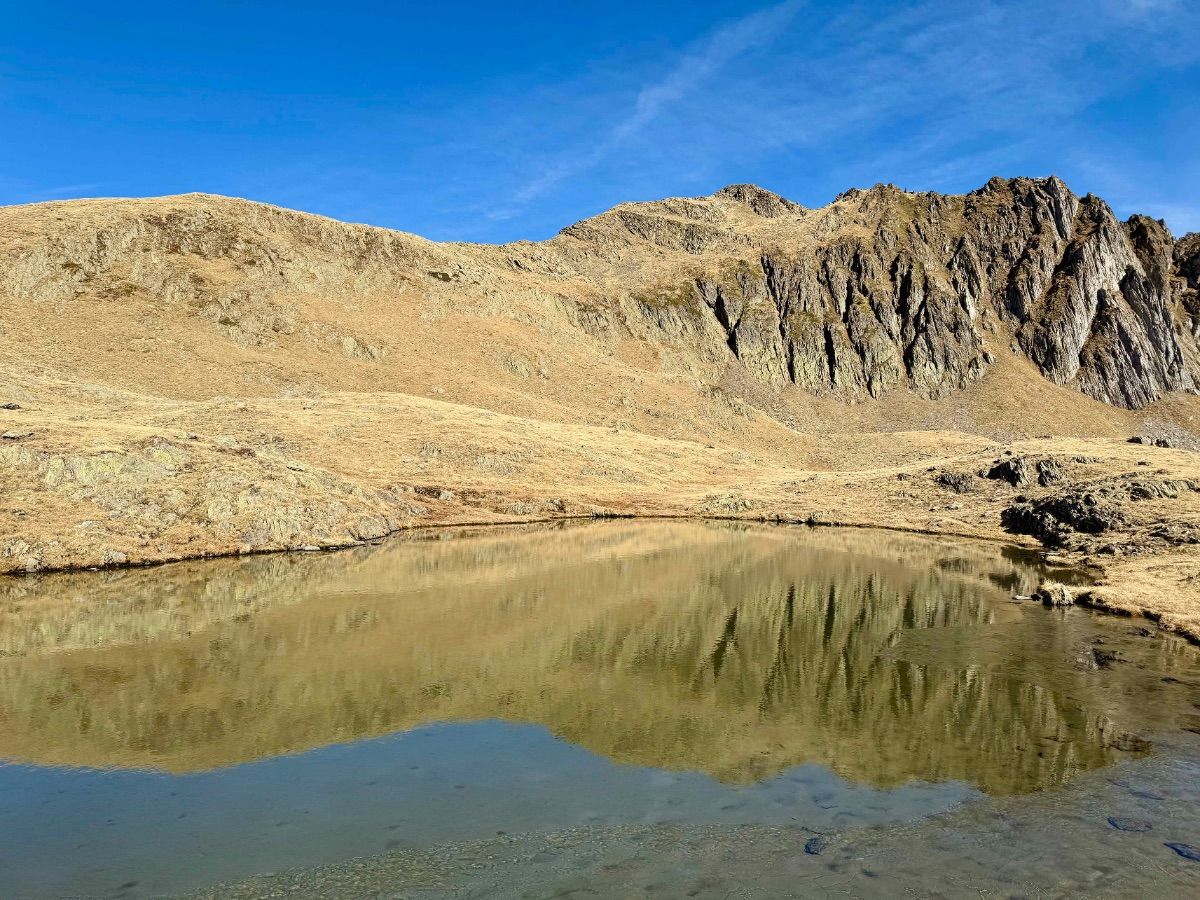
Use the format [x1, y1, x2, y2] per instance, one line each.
[712, 184, 804, 217]
[834, 182, 904, 202]
[969, 174, 1071, 197]
[1176, 232, 1200, 287]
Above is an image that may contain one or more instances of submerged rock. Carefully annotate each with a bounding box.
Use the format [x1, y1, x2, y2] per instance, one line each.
[1165, 842, 1200, 862]
[1091, 646, 1122, 668]
[803, 836, 828, 855]
[1108, 817, 1153, 833]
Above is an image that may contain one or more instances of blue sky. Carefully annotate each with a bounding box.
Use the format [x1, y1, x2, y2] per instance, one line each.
[1, 0, 1197, 242]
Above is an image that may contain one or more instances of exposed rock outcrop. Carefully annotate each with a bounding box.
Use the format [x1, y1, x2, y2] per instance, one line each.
[1175, 232, 1200, 355]
[1001, 475, 1200, 548]
[983, 455, 1065, 488]
[549, 178, 1200, 407]
[714, 183, 805, 218]
[934, 471, 976, 493]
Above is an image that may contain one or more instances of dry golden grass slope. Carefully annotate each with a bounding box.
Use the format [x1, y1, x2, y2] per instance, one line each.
[1, 182, 1199, 638]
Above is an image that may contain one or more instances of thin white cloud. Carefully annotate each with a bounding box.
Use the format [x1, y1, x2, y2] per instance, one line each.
[1146, 203, 1200, 236]
[0, 181, 106, 206]
[496, 0, 803, 218]
[433, 0, 1198, 240]
[1125, 0, 1180, 13]
[1069, 150, 1200, 237]
[26, 183, 105, 201]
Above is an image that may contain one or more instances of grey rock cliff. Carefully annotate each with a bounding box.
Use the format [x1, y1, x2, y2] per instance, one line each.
[608, 177, 1200, 408]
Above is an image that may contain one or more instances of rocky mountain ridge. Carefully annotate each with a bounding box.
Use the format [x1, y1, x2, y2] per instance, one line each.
[544, 176, 1200, 408]
[2, 176, 1195, 413]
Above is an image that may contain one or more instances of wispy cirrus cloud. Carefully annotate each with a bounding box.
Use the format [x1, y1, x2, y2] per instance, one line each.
[491, 0, 803, 220]
[454, 0, 1197, 239]
[1123, 0, 1181, 14]
[0, 177, 106, 206]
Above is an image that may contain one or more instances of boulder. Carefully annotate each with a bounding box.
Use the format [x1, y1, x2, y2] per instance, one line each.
[1032, 582, 1074, 607]
[985, 456, 1032, 487]
[1035, 458, 1066, 486]
[934, 471, 975, 493]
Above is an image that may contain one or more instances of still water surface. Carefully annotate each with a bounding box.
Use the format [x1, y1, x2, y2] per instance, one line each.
[0, 521, 1198, 897]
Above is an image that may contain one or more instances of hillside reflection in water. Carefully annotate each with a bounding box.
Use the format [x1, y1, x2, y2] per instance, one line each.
[2, 521, 1198, 796]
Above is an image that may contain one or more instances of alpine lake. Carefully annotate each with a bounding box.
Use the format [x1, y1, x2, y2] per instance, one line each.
[1, 521, 1198, 898]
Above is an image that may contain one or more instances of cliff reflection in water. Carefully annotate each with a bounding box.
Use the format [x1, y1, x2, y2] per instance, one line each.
[1, 521, 1196, 795]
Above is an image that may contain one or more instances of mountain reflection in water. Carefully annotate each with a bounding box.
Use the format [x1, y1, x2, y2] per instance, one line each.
[1, 521, 1197, 795]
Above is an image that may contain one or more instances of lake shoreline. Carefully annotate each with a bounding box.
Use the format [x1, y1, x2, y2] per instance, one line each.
[4, 421, 1199, 644]
[4, 502, 1197, 646]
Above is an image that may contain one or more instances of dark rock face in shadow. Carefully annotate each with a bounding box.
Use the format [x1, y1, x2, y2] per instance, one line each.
[633, 178, 1199, 407]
